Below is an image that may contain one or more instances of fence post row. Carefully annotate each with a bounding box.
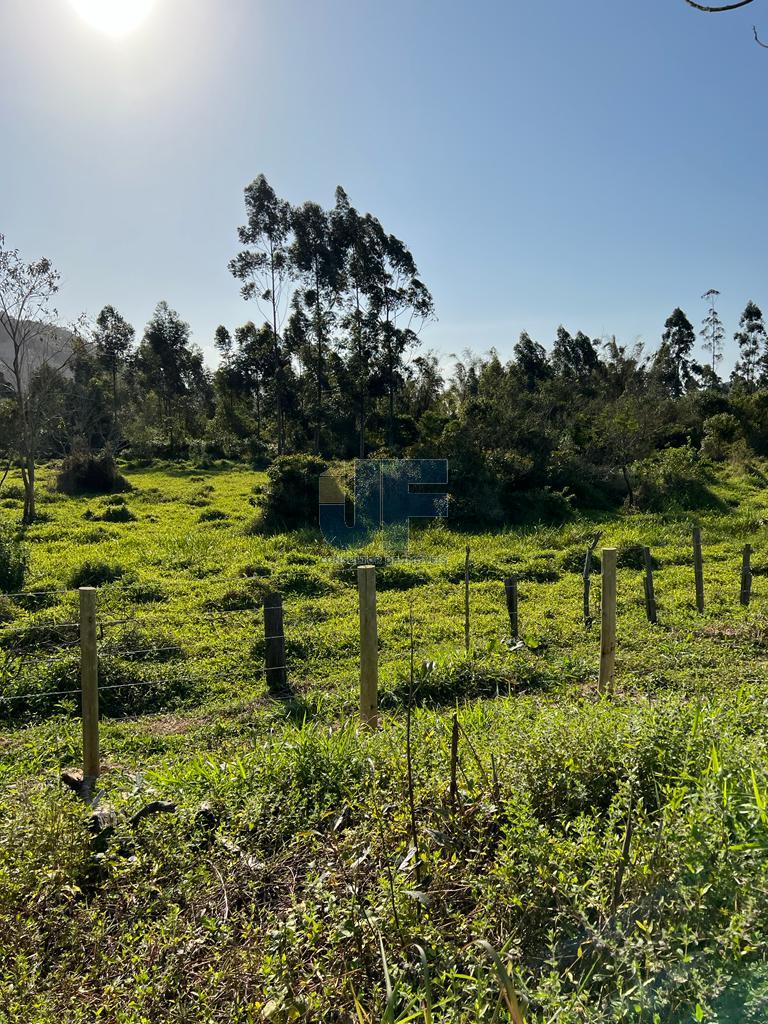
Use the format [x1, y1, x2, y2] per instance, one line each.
[358, 565, 379, 729]
[504, 575, 519, 640]
[598, 548, 617, 695]
[66, 532, 756, 770]
[264, 592, 287, 692]
[79, 586, 99, 785]
[464, 546, 471, 654]
[693, 527, 705, 614]
[741, 544, 753, 607]
[642, 546, 657, 625]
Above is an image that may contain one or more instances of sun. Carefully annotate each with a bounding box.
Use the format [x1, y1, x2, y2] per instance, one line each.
[67, 0, 156, 37]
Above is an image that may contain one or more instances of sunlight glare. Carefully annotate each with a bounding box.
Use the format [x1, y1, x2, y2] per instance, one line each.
[67, 0, 156, 37]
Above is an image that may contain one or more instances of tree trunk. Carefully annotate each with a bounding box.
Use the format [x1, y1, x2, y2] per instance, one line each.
[112, 363, 119, 440]
[621, 464, 634, 507]
[21, 458, 35, 524]
[314, 262, 324, 455]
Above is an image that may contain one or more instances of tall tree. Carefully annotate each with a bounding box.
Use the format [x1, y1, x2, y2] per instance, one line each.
[732, 300, 767, 389]
[700, 288, 725, 376]
[551, 327, 600, 381]
[332, 191, 380, 458]
[229, 175, 293, 455]
[93, 304, 134, 440]
[291, 200, 342, 454]
[653, 307, 696, 397]
[233, 321, 277, 440]
[137, 301, 205, 454]
[214, 325, 233, 364]
[0, 235, 65, 522]
[513, 331, 550, 391]
[366, 219, 435, 449]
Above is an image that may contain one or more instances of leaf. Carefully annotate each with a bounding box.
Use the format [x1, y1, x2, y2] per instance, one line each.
[475, 940, 526, 1024]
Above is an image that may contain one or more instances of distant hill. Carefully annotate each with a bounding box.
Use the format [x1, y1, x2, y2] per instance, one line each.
[0, 320, 77, 388]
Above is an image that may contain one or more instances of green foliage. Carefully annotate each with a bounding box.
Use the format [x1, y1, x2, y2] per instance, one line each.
[55, 451, 131, 496]
[632, 442, 717, 511]
[0, 525, 28, 593]
[68, 559, 125, 588]
[4, 464, 768, 1020]
[256, 453, 328, 532]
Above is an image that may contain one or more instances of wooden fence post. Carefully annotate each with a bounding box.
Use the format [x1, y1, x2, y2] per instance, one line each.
[504, 576, 519, 640]
[741, 544, 753, 607]
[643, 546, 657, 624]
[464, 546, 471, 654]
[583, 532, 602, 627]
[79, 587, 99, 785]
[693, 527, 704, 614]
[264, 592, 287, 692]
[598, 548, 617, 695]
[358, 565, 378, 728]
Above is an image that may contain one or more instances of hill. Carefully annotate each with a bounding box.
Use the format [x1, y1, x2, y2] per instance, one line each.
[0, 319, 76, 387]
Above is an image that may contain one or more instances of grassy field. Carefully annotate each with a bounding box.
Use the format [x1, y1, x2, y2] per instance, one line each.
[3, 463, 768, 1021]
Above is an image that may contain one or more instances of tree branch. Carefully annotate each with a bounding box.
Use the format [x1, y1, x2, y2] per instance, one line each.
[684, 0, 756, 10]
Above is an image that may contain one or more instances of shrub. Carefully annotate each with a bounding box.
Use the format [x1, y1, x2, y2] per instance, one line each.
[68, 560, 125, 589]
[616, 543, 658, 570]
[55, 452, 131, 496]
[0, 596, 15, 623]
[98, 504, 137, 523]
[256, 454, 329, 533]
[702, 413, 744, 462]
[560, 546, 600, 574]
[121, 580, 167, 604]
[631, 443, 717, 512]
[271, 567, 335, 597]
[198, 508, 228, 523]
[332, 560, 430, 590]
[0, 526, 28, 593]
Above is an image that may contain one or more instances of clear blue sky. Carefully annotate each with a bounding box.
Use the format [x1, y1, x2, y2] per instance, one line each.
[1, 0, 766, 372]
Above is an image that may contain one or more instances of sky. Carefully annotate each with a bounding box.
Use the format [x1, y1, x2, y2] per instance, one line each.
[1, 0, 767, 374]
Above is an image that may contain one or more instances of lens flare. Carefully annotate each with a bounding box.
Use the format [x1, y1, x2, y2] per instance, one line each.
[67, 0, 156, 37]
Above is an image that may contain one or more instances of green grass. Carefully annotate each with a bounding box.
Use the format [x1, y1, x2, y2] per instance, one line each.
[3, 461, 768, 1020]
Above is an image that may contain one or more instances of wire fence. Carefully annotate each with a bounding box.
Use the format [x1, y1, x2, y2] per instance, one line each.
[0, 534, 763, 721]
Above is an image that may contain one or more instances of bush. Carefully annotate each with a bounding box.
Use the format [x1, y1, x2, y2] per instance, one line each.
[98, 505, 136, 523]
[256, 454, 329, 533]
[68, 560, 125, 589]
[616, 543, 658, 570]
[271, 567, 335, 597]
[631, 443, 717, 512]
[55, 452, 131, 496]
[0, 526, 28, 593]
[702, 413, 744, 462]
[121, 580, 167, 604]
[560, 546, 600, 574]
[198, 508, 228, 523]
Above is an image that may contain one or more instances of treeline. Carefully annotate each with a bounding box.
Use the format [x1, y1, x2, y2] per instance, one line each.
[3, 180, 768, 522]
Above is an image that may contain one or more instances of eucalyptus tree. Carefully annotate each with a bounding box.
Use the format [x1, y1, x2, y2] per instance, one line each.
[93, 304, 134, 438]
[214, 325, 233, 364]
[137, 301, 206, 454]
[732, 301, 767, 389]
[229, 175, 293, 454]
[364, 218, 435, 450]
[513, 331, 550, 391]
[700, 289, 725, 377]
[233, 321, 276, 440]
[332, 189, 381, 458]
[652, 308, 697, 398]
[291, 199, 343, 453]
